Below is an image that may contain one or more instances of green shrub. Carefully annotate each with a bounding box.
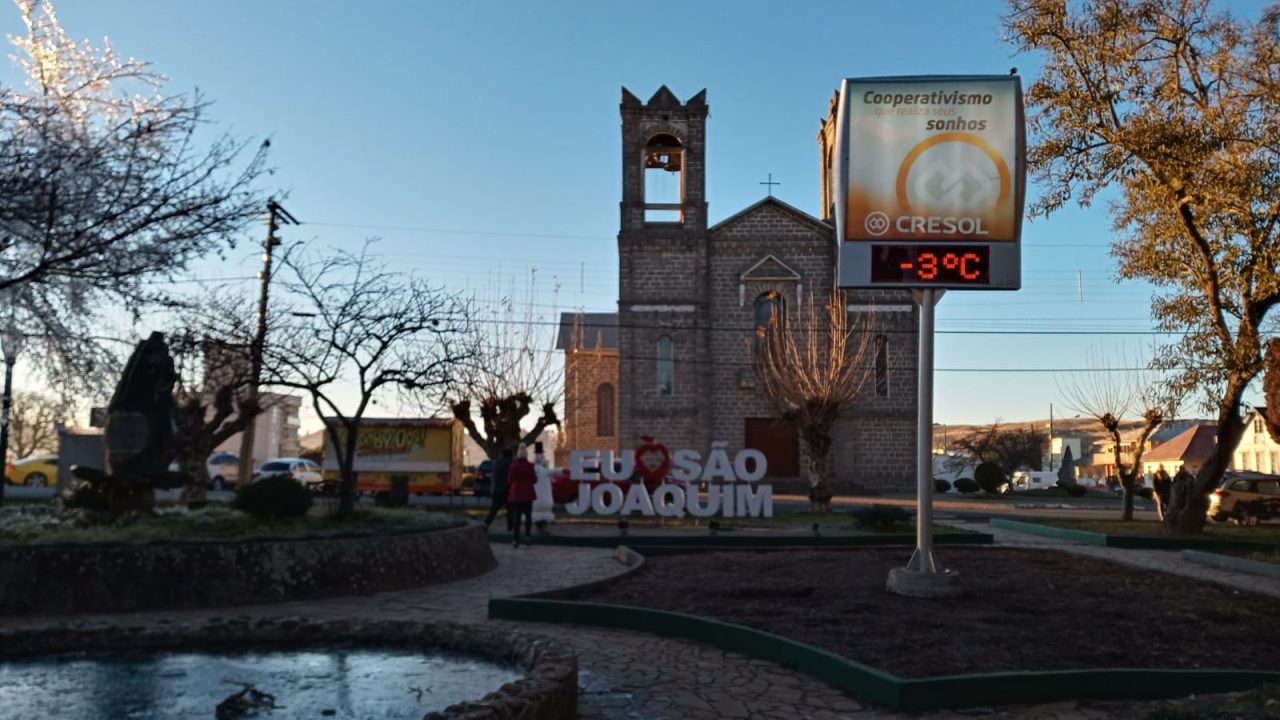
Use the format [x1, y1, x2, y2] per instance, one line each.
[234, 475, 313, 520]
[935, 478, 952, 494]
[954, 477, 980, 494]
[849, 504, 912, 529]
[1063, 483, 1087, 497]
[975, 462, 1006, 494]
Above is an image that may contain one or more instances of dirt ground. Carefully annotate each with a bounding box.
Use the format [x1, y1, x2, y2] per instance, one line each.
[577, 547, 1279, 678]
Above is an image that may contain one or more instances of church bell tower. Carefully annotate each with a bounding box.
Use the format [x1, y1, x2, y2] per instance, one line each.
[616, 86, 711, 453]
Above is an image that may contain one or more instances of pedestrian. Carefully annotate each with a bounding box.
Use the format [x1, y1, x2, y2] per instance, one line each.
[507, 443, 537, 547]
[482, 448, 513, 532]
[1152, 464, 1172, 520]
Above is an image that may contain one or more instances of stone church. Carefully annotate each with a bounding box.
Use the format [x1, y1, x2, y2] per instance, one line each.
[557, 86, 919, 493]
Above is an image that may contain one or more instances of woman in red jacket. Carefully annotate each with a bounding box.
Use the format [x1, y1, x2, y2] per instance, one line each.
[506, 444, 537, 547]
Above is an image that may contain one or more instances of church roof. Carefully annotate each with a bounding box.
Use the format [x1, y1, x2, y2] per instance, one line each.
[556, 312, 618, 350]
[710, 195, 833, 237]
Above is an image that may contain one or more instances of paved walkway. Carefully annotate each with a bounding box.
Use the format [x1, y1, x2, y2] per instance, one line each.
[6, 524, 1274, 719]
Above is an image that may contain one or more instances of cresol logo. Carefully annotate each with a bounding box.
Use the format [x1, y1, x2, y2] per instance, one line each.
[566, 438, 772, 518]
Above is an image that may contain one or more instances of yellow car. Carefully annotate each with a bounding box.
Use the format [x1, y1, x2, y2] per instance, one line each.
[6, 454, 58, 486]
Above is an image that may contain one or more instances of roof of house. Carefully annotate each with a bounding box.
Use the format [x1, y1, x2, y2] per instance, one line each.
[556, 312, 618, 350]
[1143, 423, 1218, 463]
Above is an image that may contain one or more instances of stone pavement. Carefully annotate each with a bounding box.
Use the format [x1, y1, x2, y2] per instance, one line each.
[6, 524, 1274, 719]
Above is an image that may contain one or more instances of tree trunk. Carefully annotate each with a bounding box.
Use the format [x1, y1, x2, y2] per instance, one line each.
[1120, 469, 1138, 521]
[803, 424, 834, 513]
[338, 456, 356, 517]
[1162, 378, 1249, 536]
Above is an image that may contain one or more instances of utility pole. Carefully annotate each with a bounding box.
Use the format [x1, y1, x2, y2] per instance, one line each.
[236, 200, 299, 487]
[1048, 403, 1055, 472]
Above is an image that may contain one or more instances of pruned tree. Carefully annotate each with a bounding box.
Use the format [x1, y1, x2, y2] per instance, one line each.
[1058, 353, 1168, 521]
[262, 241, 471, 517]
[754, 288, 877, 512]
[953, 421, 1047, 478]
[7, 390, 62, 461]
[448, 270, 562, 462]
[0, 0, 268, 393]
[1005, 0, 1280, 534]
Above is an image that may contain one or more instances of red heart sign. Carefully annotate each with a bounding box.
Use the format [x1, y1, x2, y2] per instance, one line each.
[633, 435, 672, 485]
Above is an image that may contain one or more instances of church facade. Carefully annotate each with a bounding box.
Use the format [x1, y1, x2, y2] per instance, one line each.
[558, 86, 919, 493]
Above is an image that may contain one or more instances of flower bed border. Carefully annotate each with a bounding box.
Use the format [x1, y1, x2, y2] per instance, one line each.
[990, 518, 1280, 552]
[488, 543, 1280, 711]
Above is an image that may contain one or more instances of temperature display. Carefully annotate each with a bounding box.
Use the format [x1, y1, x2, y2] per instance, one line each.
[869, 245, 990, 285]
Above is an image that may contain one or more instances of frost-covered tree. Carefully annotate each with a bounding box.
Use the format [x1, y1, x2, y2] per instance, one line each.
[1005, 0, 1280, 534]
[0, 0, 267, 390]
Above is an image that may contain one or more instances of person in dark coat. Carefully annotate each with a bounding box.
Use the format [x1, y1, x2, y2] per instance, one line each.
[506, 444, 538, 547]
[1152, 464, 1172, 520]
[482, 448, 513, 531]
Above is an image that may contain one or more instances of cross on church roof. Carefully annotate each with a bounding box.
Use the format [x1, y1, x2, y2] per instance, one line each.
[759, 173, 780, 197]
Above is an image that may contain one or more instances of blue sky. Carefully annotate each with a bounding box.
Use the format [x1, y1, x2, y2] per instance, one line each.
[7, 0, 1273, 430]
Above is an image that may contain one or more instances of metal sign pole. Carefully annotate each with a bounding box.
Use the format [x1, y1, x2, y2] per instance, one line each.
[908, 287, 941, 574]
[887, 287, 960, 597]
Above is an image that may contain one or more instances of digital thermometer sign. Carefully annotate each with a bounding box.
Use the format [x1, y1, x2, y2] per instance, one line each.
[834, 75, 1025, 290]
[870, 245, 989, 284]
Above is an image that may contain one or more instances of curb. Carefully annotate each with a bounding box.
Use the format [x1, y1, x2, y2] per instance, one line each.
[488, 597, 1280, 711]
[989, 519, 1280, 553]
[1182, 549, 1280, 578]
[486, 531, 993, 549]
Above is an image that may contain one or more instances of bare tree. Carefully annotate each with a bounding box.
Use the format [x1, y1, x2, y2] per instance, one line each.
[1058, 353, 1168, 521]
[165, 296, 296, 503]
[262, 242, 471, 517]
[7, 390, 62, 461]
[448, 270, 562, 461]
[953, 421, 1047, 478]
[754, 289, 877, 512]
[0, 0, 268, 392]
[1005, 0, 1280, 534]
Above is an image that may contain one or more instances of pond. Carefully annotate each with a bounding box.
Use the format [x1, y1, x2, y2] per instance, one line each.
[0, 646, 524, 719]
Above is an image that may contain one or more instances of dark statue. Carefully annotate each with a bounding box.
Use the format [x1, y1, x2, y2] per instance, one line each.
[69, 332, 189, 513]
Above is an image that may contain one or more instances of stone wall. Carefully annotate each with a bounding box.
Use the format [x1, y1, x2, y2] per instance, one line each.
[0, 522, 495, 616]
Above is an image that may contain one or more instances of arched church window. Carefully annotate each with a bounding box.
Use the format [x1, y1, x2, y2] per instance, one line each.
[596, 383, 616, 437]
[875, 335, 889, 397]
[644, 133, 683, 222]
[657, 335, 674, 396]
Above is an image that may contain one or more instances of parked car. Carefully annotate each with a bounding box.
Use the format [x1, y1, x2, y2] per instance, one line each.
[6, 454, 57, 486]
[1208, 471, 1280, 526]
[252, 457, 324, 490]
[206, 452, 240, 490]
[472, 459, 493, 497]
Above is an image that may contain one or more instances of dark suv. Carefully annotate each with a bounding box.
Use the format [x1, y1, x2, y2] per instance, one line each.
[472, 459, 493, 497]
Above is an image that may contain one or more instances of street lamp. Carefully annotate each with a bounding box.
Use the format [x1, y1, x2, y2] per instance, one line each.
[0, 319, 25, 508]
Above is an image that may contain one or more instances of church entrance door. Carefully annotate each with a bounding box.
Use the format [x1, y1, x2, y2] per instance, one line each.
[744, 417, 799, 477]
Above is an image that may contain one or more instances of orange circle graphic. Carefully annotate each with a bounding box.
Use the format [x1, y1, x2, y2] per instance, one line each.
[894, 132, 1010, 213]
